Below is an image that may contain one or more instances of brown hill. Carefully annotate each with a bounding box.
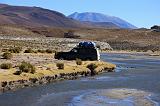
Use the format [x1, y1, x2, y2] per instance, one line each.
[0, 4, 86, 28]
[0, 4, 120, 29]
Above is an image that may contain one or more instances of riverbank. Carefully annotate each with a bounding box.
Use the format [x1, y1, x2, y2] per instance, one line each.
[0, 53, 116, 92]
[102, 50, 160, 56]
[0, 53, 160, 106]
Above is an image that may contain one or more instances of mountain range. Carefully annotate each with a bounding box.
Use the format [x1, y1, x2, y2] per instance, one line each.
[68, 12, 137, 29]
[0, 3, 136, 29]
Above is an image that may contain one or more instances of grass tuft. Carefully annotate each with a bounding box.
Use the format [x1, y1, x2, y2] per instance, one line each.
[2, 52, 13, 59]
[76, 59, 82, 65]
[56, 62, 64, 69]
[0, 63, 12, 69]
[19, 61, 36, 74]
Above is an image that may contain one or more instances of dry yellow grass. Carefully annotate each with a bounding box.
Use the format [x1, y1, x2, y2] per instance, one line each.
[0, 25, 39, 37]
[0, 61, 116, 82]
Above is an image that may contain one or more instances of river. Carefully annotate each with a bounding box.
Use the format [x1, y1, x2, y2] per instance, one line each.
[0, 53, 160, 106]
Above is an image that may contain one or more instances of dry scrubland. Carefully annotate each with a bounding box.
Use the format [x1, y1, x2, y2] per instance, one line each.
[0, 25, 160, 51]
[0, 30, 112, 52]
[0, 53, 116, 82]
[0, 52, 116, 92]
[0, 38, 112, 53]
[75, 28, 160, 51]
[0, 28, 115, 92]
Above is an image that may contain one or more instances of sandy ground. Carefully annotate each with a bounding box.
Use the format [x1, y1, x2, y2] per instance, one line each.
[70, 89, 157, 106]
[100, 89, 156, 106]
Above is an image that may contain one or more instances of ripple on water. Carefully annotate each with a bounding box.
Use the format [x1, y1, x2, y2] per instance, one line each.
[69, 88, 159, 106]
[80, 76, 129, 82]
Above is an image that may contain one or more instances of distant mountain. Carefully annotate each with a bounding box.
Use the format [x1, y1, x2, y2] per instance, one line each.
[0, 4, 86, 28]
[82, 21, 119, 29]
[0, 4, 123, 29]
[0, 4, 8, 8]
[68, 12, 137, 29]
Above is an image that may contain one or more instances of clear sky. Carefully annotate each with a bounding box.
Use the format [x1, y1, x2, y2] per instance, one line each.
[0, 0, 160, 28]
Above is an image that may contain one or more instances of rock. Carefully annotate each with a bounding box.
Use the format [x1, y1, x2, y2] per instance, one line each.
[95, 41, 113, 50]
[1, 81, 7, 87]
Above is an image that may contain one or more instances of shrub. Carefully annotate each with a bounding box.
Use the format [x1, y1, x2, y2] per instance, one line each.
[13, 70, 22, 75]
[64, 30, 80, 38]
[76, 59, 82, 65]
[30, 68, 36, 74]
[24, 48, 33, 53]
[2, 52, 13, 59]
[46, 49, 54, 53]
[37, 49, 45, 53]
[87, 63, 98, 76]
[19, 61, 36, 74]
[1, 48, 9, 52]
[9, 47, 22, 53]
[56, 62, 64, 69]
[0, 63, 12, 69]
[34, 51, 38, 53]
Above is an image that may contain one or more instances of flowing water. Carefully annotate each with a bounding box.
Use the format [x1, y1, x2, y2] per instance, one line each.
[0, 53, 160, 106]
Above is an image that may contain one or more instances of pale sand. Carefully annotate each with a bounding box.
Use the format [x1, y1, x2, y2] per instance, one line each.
[100, 88, 157, 106]
[71, 88, 158, 106]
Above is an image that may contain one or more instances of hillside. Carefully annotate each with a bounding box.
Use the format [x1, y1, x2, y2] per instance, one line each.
[74, 28, 160, 51]
[0, 4, 86, 28]
[0, 25, 160, 51]
[68, 12, 137, 29]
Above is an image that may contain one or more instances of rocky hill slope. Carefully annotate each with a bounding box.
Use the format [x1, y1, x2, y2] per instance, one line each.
[0, 4, 85, 28]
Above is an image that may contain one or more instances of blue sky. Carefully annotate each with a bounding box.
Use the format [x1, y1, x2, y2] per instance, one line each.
[0, 0, 160, 28]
